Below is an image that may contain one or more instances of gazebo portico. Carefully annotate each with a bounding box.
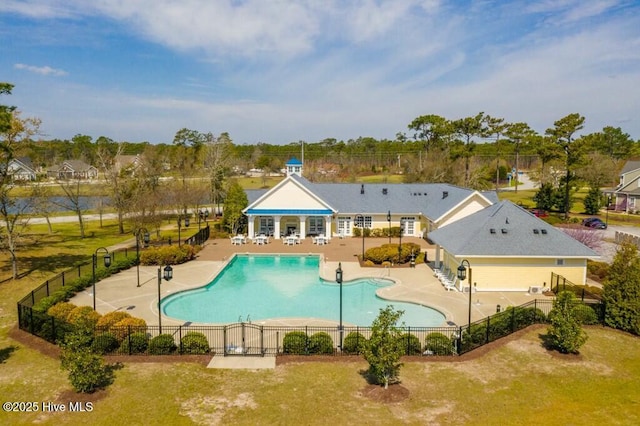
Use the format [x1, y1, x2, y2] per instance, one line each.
[246, 210, 334, 239]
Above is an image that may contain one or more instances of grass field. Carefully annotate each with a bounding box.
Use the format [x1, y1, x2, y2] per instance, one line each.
[0, 326, 638, 425]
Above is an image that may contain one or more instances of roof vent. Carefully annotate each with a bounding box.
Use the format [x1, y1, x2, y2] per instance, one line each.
[360, 184, 364, 195]
[382, 188, 387, 195]
[541, 229, 548, 234]
[533, 229, 539, 234]
[418, 192, 422, 196]
[442, 191, 449, 199]
[490, 228, 496, 234]
[501, 229, 508, 234]
[506, 217, 509, 224]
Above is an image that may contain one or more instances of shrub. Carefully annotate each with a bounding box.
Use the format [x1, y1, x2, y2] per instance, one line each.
[587, 260, 609, 281]
[364, 242, 421, 265]
[96, 311, 132, 330]
[61, 329, 114, 393]
[61, 347, 113, 393]
[547, 291, 588, 354]
[140, 245, 198, 266]
[66, 306, 101, 330]
[111, 317, 147, 341]
[342, 331, 367, 354]
[572, 304, 600, 325]
[120, 332, 149, 354]
[308, 332, 334, 354]
[397, 333, 421, 355]
[47, 302, 78, 322]
[282, 331, 308, 354]
[424, 332, 455, 355]
[149, 334, 178, 355]
[180, 332, 210, 354]
[91, 332, 119, 354]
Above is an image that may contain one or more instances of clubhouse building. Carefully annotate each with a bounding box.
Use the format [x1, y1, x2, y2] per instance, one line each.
[243, 158, 599, 292]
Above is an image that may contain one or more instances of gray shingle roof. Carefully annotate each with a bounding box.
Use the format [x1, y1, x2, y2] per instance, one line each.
[288, 175, 490, 220]
[428, 200, 599, 258]
[620, 160, 640, 175]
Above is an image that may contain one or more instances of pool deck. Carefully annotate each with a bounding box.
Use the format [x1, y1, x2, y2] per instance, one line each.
[69, 236, 542, 327]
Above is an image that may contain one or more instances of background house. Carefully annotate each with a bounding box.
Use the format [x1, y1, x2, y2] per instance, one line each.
[6, 157, 37, 181]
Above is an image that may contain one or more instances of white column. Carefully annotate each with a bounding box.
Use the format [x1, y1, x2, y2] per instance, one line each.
[299, 215, 307, 238]
[326, 215, 332, 238]
[247, 216, 255, 237]
[274, 216, 281, 239]
[435, 245, 441, 268]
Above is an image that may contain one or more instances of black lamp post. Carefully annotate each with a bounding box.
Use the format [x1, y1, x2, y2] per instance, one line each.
[336, 262, 343, 349]
[355, 214, 365, 262]
[92, 247, 111, 310]
[398, 219, 404, 263]
[157, 264, 173, 334]
[457, 259, 473, 326]
[178, 215, 190, 247]
[136, 228, 150, 287]
[606, 195, 611, 227]
[387, 210, 391, 244]
[204, 209, 210, 222]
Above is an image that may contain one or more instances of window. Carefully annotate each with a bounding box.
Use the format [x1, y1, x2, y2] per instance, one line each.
[308, 217, 325, 235]
[338, 217, 351, 235]
[354, 216, 372, 228]
[556, 259, 565, 266]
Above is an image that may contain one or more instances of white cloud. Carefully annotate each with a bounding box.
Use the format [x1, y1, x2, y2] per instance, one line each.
[14, 63, 68, 76]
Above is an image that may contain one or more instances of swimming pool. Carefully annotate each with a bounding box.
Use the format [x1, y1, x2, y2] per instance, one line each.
[162, 255, 445, 326]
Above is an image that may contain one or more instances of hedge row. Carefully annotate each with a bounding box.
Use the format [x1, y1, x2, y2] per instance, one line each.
[281, 330, 457, 356]
[364, 242, 422, 264]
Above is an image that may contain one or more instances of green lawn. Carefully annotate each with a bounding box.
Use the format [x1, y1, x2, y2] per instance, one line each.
[0, 327, 638, 425]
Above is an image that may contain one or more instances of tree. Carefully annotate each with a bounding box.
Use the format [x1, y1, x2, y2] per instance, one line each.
[407, 114, 451, 169]
[533, 183, 555, 211]
[529, 134, 561, 185]
[546, 113, 586, 219]
[0, 107, 41, 279]
[96, 142, 134, 234]
[452, 112, 485, 188]
[205, 132, 233, 215]
[589, 126, 634, 160]
[583, 186, 603, 215]
[483, 115, 508, 191]
[55, 177, 87, 238]
[363, 305, 405, 389]
[0, 82, 15, 133]
[221, 180, 248, 235]
[546, 291, 588, 354]
[603, 241, 640, 335]
[505, 122, 535, 193]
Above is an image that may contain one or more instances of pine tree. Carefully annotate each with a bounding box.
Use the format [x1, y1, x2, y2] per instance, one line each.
[603, 242, 640, 335]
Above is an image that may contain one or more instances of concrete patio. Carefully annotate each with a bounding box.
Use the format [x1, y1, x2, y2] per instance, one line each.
[69, 236, 542, 328]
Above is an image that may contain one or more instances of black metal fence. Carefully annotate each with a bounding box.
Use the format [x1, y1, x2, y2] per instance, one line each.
[17, 234, 606, 358]
[19, 296, 605, 358]
[550, 272, 603, 301]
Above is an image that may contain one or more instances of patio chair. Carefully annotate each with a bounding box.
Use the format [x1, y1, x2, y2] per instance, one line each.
[443, 277, 458, 292]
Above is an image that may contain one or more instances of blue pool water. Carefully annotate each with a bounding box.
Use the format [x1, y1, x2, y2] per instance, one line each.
[162, 255, 445, 326]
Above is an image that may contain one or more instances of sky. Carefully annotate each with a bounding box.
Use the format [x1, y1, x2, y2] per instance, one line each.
[1, 0, 639, 145]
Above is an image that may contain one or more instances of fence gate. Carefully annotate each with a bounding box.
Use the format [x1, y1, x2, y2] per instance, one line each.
[223, 322, 264, 356]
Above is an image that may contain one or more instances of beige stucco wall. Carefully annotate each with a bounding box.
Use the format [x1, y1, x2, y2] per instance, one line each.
[439, 254, 587, 291]
[438, 194, 492, 228]
[256, 180, 328, 210]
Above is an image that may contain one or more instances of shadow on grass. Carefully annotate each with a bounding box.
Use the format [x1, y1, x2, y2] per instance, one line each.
[0, 345, 17, 363]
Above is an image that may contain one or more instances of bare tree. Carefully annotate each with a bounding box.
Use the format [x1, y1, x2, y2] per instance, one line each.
[0, 189, 31, 279]
[55, 177, 87, 238]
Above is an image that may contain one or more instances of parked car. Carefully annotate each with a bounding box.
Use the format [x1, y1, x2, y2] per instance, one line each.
[529, 208, 548, 218]
[582, 217, 607, 229]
